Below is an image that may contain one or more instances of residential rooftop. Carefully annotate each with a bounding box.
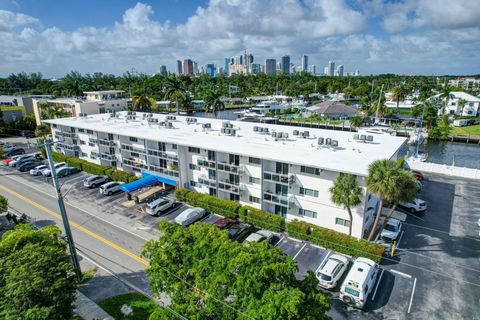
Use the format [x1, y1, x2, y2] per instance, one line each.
[83, 90, 125, 95]
[45, 111, 407, 176]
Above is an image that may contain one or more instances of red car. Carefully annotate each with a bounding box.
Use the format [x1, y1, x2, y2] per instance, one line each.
[2, 158, 15, 165]
[404, 168, 425, 181]
[214, 216, 239, 229]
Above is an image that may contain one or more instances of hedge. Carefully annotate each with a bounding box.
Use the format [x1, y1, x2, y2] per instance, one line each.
[175, 188, 190, 202]
[241, 206, 284, 232]
[66, 157, 85, 170]
[205, 197, 241, 218]
[286, 219, 385, 264]
[51, 151, 69, 163]
[0, 195, 8, 212]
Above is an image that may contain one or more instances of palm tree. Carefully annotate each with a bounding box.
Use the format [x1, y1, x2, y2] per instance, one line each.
[457, 99, 466, 115]
[375, 171, 418, 240]
[366, 159, 404, 241]
[391, 85, 409, 109]
[329, 173, 363, 236]
[132, 95, 153, 112]
[164, 76, 187, 115]
[35, 124, 51, 138]
[439, 86, 452, 115]
[204, 88, 225, 118]
[349, 115, 363, 130]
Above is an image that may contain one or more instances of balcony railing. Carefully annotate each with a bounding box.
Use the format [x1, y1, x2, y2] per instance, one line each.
[263, 171, 289, 185]
[147, 149, 178, 161]
[100, 153, 116, 161]
[197, 159, 216, 169]
[121, 144, 146, 154]
[197, 177, 216, 188]
[263, 191, 289, 207]
[89, 137, 98, 144]
[217, 162, 239, 174]
[98, 139, 115, 147]
[55, 131, 77, 139]
[122, 158, 148, 170]
[148, 164, 179, 177]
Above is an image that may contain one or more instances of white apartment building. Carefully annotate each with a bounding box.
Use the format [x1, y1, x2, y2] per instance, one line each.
[430, 91, 480, 117]
[448, 78, 480, 90]
[45, 112, 408, 239]
[33, 90, 127, 125]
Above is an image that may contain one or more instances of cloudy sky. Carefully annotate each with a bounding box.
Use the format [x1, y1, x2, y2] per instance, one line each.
[0, 0, 479, 77]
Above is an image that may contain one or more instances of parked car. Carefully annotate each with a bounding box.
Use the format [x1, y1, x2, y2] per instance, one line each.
[9, 155, 35, 167]
[2, 144, 17, 152]
[228, 223, 254, 242]
[398, 198, 427, 213]
[243, 229, 274, 244]
[145, 197, 175, 216]
[339, 257, 379, 309]
[18, 160, 42, 172]
[30, 164, 49, 176]
[416, 180, 423, 192]
[3, 154, 23, 165]
[174, 207, 207, 226]
[83, 175, 109, 188]
[316, 254, 350, 289]
[381, 218, 403, 242]
[99, 181, 125, 196]
[41, 162, 67, 176]
[214, 216, 239, 229]
[20, 130, 35, 138]
[5, 147, 25, 157]
[404, 168, 425, 181]
[56, 166, 80, 178]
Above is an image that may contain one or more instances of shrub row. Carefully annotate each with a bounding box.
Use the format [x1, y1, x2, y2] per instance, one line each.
[51, 151, 137, 183]
[175, 188, 385, 263]
[286, 220, 384, 264]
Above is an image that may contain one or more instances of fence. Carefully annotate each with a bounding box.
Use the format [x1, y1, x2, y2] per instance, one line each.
[407, 159, 480, 179]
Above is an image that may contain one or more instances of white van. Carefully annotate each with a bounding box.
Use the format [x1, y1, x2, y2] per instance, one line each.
[145, 197, 175, 216]
[339, 257, 379, 308]
[99, 181, 124, 196]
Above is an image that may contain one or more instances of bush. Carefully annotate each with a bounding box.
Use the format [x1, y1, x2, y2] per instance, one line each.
[81, 162, 108, 176]
[242, 206, 284, 232]
[285, 220, 384, 263]
[106, 169, 137, 183]
[0, 195, 8, 212]
[175, 188, 190, 202]
[206, 197, 241, 218]
[51, 151, 69, 163]
[66, 157, 85, 170]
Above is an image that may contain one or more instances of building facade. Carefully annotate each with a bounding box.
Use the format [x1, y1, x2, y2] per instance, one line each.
[183, 59, 194, 76]
[0, 95, 50, 122]
[301, 55, 308, 72]
[328, 61, 335, 76]
[46, 112, 407, 239]
[176, 60, 183, 75]
[265, 59, 277, 75]
[281, 56, 290, 75]
[430, 91, 480, 117]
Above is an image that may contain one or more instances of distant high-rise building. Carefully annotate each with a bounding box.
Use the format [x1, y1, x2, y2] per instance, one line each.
[224, 58, 230, 75]
[309, 65, 316, 75]
[265, 59, 277, 75]
[281, 56, 290, 75]
[160, 65, 167, 75]
[193, 61, 199, 75]
[301, 55, 308, 72]
[251, 63, 261, 74]
[234, 55, 242, 66]
[183, 59, 193, 76]
[337, 65, 344, 77]
[206, 64, 216, 77]
[324, 66, 329, 75]
[248, 54, 254, 64]
[328, 61, 335, 76]
[176, 60, 183, 75]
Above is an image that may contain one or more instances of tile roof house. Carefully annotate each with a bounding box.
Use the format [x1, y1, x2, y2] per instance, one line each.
[306, 101, 359, 119]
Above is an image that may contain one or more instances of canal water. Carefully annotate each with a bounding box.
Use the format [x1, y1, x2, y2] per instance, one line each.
[194, 110, 480, 169]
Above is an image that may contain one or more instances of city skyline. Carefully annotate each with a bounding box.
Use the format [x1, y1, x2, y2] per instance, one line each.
[0, 1, 479, 77]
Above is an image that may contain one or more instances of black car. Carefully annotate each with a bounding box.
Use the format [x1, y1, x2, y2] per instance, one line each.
[56, 166, 80, 178]
[18, 161, 42, 172]
[20, 130, 35, 138]
[6, 148, 25, 157]
[228, 223, 254, 242]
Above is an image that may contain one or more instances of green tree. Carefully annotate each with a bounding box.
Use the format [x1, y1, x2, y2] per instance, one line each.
[204, 87, 225, 118]
[439, 86, 453, 114]
[0, 224, 78, 320]
[35, 123, 51, 138]
[366, 159, 404, 241]
[0, 195, 7, 212]
[143, 221, 331, 320]
[132, 95, 154, 112]
[0, 146, 4, 160]
[329, 173, 363, 236]
[429, 115, 451, 140]
[391, 85, 409, 109]
[349, 115, 363, 129]
[164, 76, 187, 115]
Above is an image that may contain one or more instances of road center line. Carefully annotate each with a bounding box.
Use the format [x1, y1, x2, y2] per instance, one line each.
[0, 184, 149, 267]
[408, 277, 417, 314]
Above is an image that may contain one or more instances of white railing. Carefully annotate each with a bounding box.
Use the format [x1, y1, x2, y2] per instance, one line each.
[407, 159, 480, 179]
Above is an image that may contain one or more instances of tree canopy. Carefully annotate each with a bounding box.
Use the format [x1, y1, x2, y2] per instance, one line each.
[0, 224, 78, 320]
[142, 220, 331, 320]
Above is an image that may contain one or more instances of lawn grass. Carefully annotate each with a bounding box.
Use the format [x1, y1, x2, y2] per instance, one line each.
[80, 267, 98, 284]
[451, 124, 480, 137]
[99, 292, 157, 320]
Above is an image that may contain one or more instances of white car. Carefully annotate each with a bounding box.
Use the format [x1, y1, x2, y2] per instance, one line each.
[174, 207, 206, 226]
[381, 218, 402, 241]
[83, 175, 109, 188]
[243, 229, 274, 243]
[316, 254, 349, 289]
[339, 257, 378, 309]
[30, 164, 49, 176]
[145, 197, 175, 216]
[41, 162, 67, 176]
[398, 198, 427, 213]
[99, 181, 124, 196]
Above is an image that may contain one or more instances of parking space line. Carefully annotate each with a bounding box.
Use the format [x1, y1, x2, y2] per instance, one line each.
[371, 268, 385, 301]
[408, 277, 417, 313]
[390, 269, 413, 279]
[274, 235, 285, 247]
[293, 242, 307, 260]
[315, 250, 331, 273]
[396, 230, 405, 249]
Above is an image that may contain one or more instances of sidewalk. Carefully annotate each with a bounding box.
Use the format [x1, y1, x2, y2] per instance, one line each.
[74, 291, 113, 320]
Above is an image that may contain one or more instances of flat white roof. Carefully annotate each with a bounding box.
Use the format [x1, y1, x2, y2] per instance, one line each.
[45, 112, 407, 176]
[83, 90, 125, 95]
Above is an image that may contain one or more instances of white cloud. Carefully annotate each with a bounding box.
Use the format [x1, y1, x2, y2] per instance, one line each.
[0, 1, 478, 76]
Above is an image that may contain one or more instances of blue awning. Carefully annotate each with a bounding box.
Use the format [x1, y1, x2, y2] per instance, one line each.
[119, 172, 177, 193]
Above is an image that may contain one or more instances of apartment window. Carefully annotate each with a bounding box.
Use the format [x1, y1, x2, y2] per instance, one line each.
[131, 152, 140, 158]
[300, 166, 321, 176]
[78, 128, 85, 133]
[249, 157, 261, 164]
[335, 217, 351, 227]
[79, 140, 86, 145]
[208, 169, 216, 180]
[276, 162, 288, 175]
[172, 144, 177, 150]
[249, 176, 260, 184]
[108, 133, 114, 140]
[300, 187, 319, 197]
[81, 152, 87, 157]
[229, 154, 239, 166]
[298, 208, 317, 218]
[111, 161, 117, 167]
[230, 194, 239, 201]
[158, 142, 166, 152]
[70, 127, 76, 133]
[275, 184, 288, 196]
[188, 147, 200, 154]
[208, 150, 216, 161]
[249, 196, 260, 204]
[88, 142, 95, 147]
[129, 137, 138, 142]
[87, 130, 94, 134]
[52, 124, 57, 128]
[190, 181, 197, 187]
[189, 163, 198, 171]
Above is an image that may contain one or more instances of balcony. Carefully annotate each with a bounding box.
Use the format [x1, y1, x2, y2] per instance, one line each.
[197, 176, 216, 188]
[197, 159, 216, 169]
[121, 144, 146, 154]
[98, 139, 115, 147]
[263, 171, 289, 185]
[148, 164, 179, 178]
[147, 149, 178, 161]
[55, 131, 77, 139]
[100, 153, 116, 161]
[263, 191, 289, 207]
[218, 182, 239, 194]
[88, 137, 98, 144]
[122, 158, 148, 170]
[217, 162, 239, 174]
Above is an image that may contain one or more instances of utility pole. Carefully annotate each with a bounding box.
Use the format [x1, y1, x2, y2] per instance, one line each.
[44, 139, 82, 280]
[375, 84, 384, 124]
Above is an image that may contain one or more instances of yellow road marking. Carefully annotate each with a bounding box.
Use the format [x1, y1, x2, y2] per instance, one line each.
[0, 184, 149, 266]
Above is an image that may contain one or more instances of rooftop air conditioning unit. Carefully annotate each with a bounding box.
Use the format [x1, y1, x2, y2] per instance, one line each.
[78, 112, 87, 117]
[303, 131, 310, 138]
[202, 123, 211, 129]
[353, 133, 359, 140]
[272, 132, 277, 138]
[253, 126, 259, 132]
[331, 140, 339, 147]
[318, 137, 324, 145]
[366, 135, 374, 142]
[263, 128, 269, 134]
[293, 130, 299, 136]
[325, 138, 332, 145]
